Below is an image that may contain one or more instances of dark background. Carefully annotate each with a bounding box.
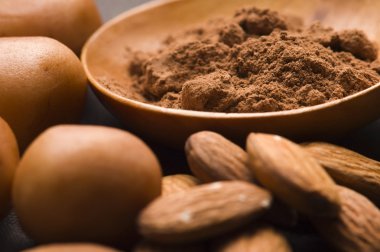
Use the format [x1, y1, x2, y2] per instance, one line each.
[1, 0, 379, 251]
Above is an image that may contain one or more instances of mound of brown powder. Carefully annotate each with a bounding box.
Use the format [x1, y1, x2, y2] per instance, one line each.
[122, 7, 380, 113]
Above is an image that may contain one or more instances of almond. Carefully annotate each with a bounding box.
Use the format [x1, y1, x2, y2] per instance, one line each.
[213, 225, 292, 252]
[138, 181, 272, 243]
[246, 133, 340, 217]
[304, 142, 380, 206]
[185, 131, 254, 182]
[162, 174, 201, 196]
[313, 186, 380, 252]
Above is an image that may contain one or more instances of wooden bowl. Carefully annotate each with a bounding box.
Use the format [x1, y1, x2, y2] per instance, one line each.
[82, 0, 380, 148]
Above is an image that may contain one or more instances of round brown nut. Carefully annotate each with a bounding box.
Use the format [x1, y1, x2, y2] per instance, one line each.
[0, 0, 102, 54]
[0, 117, 19, 219]
[13, 125, 162, 246]
[0, 37, 88, 150]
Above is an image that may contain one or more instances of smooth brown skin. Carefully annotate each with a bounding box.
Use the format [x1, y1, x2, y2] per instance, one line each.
[22, 243, 121, 252]
[13, 125, 162, 246]
[82, 0, 380, 149]
[0, 0, 102, 54]
[0, 37, 88, 151]
[0, 117, 19, 219]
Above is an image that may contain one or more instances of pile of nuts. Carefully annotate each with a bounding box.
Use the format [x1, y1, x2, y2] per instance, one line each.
[135, 131, 380, 252]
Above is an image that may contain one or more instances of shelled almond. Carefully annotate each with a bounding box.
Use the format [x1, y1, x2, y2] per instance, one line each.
[185, 131, 254, 183]
[138, 181, 272, 243]
[304, 142, 380, 206]
[135, 131, 380, 252]
[246, 133, 340, 217]
[313, 186, 380, 252]
[162, 174, 201, 196]
[185, 131, 297, 228]
[213, 225, 292, 252]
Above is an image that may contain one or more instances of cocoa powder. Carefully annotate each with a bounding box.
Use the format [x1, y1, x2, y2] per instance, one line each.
[119, 7, 380, 113]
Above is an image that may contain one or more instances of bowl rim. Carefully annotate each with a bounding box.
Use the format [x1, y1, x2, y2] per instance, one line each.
[81, 0, 380, 120]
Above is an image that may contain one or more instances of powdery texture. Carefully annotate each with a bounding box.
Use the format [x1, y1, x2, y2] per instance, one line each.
[123, 7, 380, 113]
